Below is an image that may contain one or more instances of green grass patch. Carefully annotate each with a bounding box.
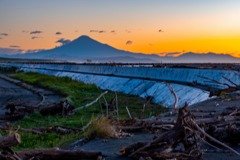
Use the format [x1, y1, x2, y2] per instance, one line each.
[7, 72, 167, 149]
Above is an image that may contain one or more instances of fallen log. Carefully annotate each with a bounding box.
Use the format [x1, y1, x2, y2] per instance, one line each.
[16, 148, 102, 160]
[0, 113, 26, 121]
[120, 142, 147, 156]
[0, 133, 21, 148]
[116, 124, 174, 133]
[40, 100, 74, 116]
[120, 103, 202, 159]
[0, 123, 82, 135]
[0, 148, 22, 160]
[31, 125, 82, 134]
[190, 119, 240, 156]
[4, 103, 35, 115]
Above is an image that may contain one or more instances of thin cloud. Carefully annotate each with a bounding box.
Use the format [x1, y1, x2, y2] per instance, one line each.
[55, 32, 62, 35]
[56, 38, 71, 46]
[31, 36, 41, 39]
[125, 30, 131, 33]
[158, 29, 164, 32]
[165, 52, 181, 57]
[0, 47, 23, 55]
[90, 30, 98, 33]
[9, 45, 20, 48]
[25, 49, 45, 53]
[98, 30, 105, 33]
[110, 30, 115, 33]
[126, 40, 133, 45]
[0, 37, 2, 39]
[90, 30, 106, 33]
[22, 30, 29, 33]
[30, 30, 42, 34]
[0, 33, 8, 36]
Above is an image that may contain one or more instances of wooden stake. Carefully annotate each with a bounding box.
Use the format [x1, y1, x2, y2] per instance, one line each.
[126, 106, 132, 119]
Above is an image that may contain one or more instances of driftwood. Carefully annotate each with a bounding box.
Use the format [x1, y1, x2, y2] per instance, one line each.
[1, 100, 73, 121]
[16, 148, 102, 160]
[0, 113, 26, 121]
[198, 75, 240, 97]
[101, 97, 116, 111]
[120, 103, 202, 159]
[0, 148, 102, 160]
[113, 117, 175, 133]
[4, 103, 35, 115]
[40, 100, 74, 116]
[0, 124, 82, 135]
[126, 106, 133, 119]
[140, 85, 159, 119]
[120, 103, 240, 159]
[115, 92, 119, 118]
[73, 91, 108, 112]
[0, 133, 21, 149]
[164, 82, 178, 111]
[190, 119, 240, 156]
[116, 123, 174, 133]
[101, 92, 119, 118]
[20, 125, 82, 135]
[1, 103, 35, 120]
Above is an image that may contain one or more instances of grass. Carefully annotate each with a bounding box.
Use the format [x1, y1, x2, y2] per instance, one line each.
[0, 72, 167, 150]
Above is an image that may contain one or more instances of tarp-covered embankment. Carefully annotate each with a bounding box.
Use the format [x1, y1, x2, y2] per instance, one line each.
[1, 63, 239, 108]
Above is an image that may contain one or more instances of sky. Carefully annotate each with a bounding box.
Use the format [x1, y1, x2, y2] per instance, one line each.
[0, 0, 240, 57]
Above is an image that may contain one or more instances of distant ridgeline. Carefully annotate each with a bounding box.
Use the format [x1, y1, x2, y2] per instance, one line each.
[1, 62, 239, 108]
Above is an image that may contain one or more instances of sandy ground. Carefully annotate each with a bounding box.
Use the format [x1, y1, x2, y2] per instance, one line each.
[0, 74, 63, 116]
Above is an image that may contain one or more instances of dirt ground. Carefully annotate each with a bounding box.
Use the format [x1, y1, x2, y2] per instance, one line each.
[0, 74, 63, 116]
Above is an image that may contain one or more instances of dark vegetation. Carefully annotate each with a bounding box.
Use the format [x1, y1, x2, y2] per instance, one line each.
[0, 66, 17, 73]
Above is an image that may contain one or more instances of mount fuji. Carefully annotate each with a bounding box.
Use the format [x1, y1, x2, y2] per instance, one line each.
[5, 35, 240, 63]
[18, 35, 158, 62]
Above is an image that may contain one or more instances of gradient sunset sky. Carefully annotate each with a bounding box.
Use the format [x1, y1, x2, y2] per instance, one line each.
[0, 0, 240, 57]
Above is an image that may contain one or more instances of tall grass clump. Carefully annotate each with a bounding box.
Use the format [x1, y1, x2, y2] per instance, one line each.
[83, 117, 117, 140]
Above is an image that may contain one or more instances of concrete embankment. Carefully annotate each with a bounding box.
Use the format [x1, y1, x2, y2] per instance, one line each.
[1, 63, 239, 108]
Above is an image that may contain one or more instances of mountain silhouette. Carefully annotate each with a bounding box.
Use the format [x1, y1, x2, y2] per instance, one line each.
[22, 35, 157, 62]
[173, 52, 239, 63]
[5, 35, 240, 63]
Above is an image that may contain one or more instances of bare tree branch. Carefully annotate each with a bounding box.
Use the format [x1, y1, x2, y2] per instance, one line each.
[164, 82, 178, 111]
[198, 75, 231, 88]
[222, 76, 238, 87]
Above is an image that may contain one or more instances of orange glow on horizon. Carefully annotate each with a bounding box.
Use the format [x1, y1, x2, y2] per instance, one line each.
[1, 32, 240, 58]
